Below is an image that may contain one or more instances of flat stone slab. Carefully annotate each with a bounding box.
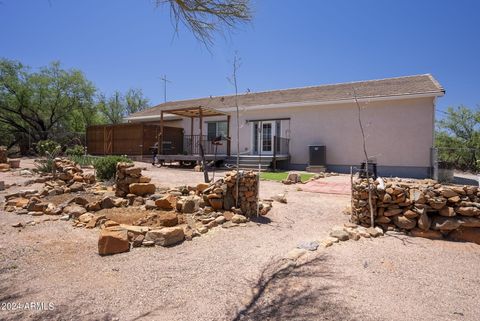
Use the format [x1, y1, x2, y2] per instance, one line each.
[297, 241, 319, 251]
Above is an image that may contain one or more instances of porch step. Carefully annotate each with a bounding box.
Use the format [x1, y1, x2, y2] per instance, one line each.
[224, 156, 272, 171]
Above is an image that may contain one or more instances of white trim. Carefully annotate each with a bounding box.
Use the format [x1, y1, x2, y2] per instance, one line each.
[125, 92, 444, 121]
[125, 114, 181, 121]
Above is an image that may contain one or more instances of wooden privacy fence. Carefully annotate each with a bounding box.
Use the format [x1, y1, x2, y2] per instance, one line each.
[86, 123, 183, 156]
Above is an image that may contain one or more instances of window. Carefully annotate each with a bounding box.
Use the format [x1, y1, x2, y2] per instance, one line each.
[207, 121, 227, 141]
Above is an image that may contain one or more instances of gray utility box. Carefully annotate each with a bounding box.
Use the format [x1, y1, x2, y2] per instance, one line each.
[308, 145, 326, 166]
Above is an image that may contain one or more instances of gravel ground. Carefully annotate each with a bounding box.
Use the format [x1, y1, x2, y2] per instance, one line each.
[1, 162, 479, 321]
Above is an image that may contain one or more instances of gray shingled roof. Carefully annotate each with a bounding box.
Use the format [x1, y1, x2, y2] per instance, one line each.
[128, 74, 444, 119]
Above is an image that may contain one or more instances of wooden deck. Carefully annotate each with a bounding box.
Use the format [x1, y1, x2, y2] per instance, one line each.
[138, 154, 290, 166]
[156, 154, 228, 162]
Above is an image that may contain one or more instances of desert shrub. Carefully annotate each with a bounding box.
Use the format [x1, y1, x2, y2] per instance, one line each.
[34, 146, 62, 174]
[69, 155, 98, 167]
[94, 155, 132, 180]
[36, 140, 61, 156]
[65, 145, 85, 157]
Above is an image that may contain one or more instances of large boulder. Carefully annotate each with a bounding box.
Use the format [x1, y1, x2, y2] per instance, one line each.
[129, 183, 156, 196]
[155, 194, 177, 210]
[144, 227, 184, 246]
[98, 227, 130, 255]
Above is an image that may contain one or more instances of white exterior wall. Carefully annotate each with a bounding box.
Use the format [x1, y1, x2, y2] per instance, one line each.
[131, 96, 436, 173]
[180, 96, 434, 168]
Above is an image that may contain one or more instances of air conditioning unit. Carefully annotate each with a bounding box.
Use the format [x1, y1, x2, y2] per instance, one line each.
[308, 145, 326, 166]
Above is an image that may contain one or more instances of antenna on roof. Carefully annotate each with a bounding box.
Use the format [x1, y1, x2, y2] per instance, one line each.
[158, 75, 172, 103]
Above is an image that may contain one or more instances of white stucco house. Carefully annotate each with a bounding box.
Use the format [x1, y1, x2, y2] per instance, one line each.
[125, 74, 445, 178]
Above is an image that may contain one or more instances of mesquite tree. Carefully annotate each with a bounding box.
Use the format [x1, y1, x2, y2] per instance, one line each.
[0, 59, 96, 150]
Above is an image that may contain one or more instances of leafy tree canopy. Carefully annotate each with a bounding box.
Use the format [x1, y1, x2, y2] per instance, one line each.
[99, 89, 149, 124]
[0, 59, 151, 151]
[0, 59, 97, 148]
[435, 105, 480, 171]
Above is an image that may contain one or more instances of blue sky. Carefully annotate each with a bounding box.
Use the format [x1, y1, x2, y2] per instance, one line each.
[1, 0, 479, 114]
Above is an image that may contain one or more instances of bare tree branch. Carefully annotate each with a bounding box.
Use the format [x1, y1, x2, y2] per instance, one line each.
[353, 87, 375, 227]
[158, 0, 251, 47]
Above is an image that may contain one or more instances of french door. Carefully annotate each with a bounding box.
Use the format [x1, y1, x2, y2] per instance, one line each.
[253, 121, 275, 155]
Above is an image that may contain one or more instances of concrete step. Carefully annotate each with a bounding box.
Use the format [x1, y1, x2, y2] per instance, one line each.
[224, 163, 270, 170]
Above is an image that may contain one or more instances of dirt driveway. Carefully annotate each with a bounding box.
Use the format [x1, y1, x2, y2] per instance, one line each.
[1, 164, 480, 321]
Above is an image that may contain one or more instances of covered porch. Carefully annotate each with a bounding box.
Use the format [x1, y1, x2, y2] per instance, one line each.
[156, 106, 290, 169]
[157, 106, 231, 163]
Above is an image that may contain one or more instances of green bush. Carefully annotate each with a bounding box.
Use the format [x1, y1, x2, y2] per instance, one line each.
[94, 155, 132, 180]
[69, 155, 97, 167]
[36, 140, 60, 156]
[65, 145, 85, 157]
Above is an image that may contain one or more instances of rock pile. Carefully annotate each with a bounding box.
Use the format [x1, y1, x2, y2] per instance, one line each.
[282, 171, 340, 185]
[115, 162, 155, 197]
[6, 165, 273, 256]
[197, 170, 264, 216]
[53, 158, 95, 185]
[224, 170, 259, 216]
[352, 178, 480, 244]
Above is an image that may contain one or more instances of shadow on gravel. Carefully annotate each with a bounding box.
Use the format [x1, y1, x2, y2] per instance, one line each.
[231, 254, 358, 321]
[249, 215, 272, 225]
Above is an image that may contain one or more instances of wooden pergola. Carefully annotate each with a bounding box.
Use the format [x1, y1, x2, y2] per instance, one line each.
[159, 106, 231, 156]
